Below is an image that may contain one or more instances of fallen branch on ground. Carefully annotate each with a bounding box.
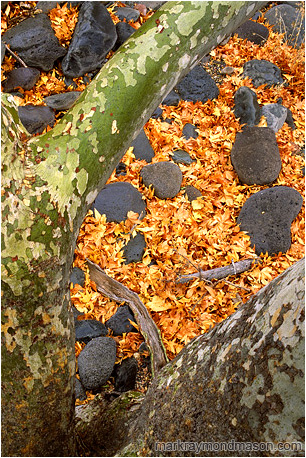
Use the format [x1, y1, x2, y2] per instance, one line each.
[176, 257, 261, 284]
[86, 259, 168, 376]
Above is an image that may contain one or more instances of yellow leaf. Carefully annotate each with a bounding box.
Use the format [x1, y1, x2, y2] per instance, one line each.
[191, 198, 204, 210]
[146, 296, 171, 312]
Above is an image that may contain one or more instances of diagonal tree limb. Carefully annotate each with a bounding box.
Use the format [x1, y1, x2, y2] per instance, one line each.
[176, 257, 261, 284]
[86, 259, 168, 376]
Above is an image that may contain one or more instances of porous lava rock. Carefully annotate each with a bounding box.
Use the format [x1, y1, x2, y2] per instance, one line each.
[75, 319, 108, 344]
[113, 21, 135, 51]
[114, 356, 138, 392]
[106, 306, 137, 336]
[261, 103, 288, 133]
[2, 67, 40, 92]
[44, 91, 81, 110]
[172, 150, 195, 165]
[18, 105, 55, 134]
[75, 377, 87, 401]
[182, 123, 198, 140]
[176, 65, 219, 103]
[140, 161, 182, 199]
[237, 186, 303, 256]
[184, 185, 202, 202]
[242, 59, 284, 88]
[231, 127, 281, 185]
[265, 3, 304, 48]
[122, 232, 146, 264]
[131, 129, 155, 162]
[92, 182, 146, 222]
[62, 2, 117, 77]
[234, 20, 269, 45]
[234, 86, 261, 127]
[78, 337, 117, 391]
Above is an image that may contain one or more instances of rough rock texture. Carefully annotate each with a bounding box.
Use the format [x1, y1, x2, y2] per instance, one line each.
[234, 86, 261, 127]
[172, 149, 195, 165]
[114, 6, 140, 22]
[3, 14, 66, 71]
[182, 123, 198, 139]
[92, 182, 146, 222]
[44, 91, 81, 110]
[70, 266, 85, 287]
[2, 67, 40, 92]
[78, 337, 117, 391]
[75, 377, 87, 401]
[105, 305, 137, 336]
[162, 89, 181, 106]
[62, 2, 117, 77]
[131, 129, 155, 162]
[140, 161, 183, 199]
[114, 21, 136, 51]
[243, 59, 284, 88]
[231, 127, 281, 185]
[114, 356, 138, 392]
[265, 3, 305, 48]
[119, 259, 305, 457]
[184, 185, 202, 202]
[18, 105, 55, 134]
[122, 232, 146, 264]
[75, 319, 108, 344]
[237, 186, 303, 256]
[176, 64, 219, 103]
[261, 103, 288, 133]
[234, 19, 269, 45]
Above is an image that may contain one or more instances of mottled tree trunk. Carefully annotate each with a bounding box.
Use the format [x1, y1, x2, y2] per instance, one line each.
[117, 258, 305, 457]
[2, 2, 267, 456]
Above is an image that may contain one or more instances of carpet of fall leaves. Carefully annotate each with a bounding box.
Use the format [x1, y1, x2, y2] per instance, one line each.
[1, 3, 305, 369]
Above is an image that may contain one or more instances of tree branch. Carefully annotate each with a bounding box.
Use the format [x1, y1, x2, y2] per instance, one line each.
[86, 259, 168, 376]
[176, 257, 260, 284]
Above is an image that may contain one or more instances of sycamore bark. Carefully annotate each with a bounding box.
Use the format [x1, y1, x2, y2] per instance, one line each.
[2, 2, 267, 456]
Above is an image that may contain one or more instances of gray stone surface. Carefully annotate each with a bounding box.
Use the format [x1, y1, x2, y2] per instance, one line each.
[140, 161, 183, 199]
[114, 356, 138, 392]
[62, 2, 117, 77]
[176, 65, 219, 104]
[234, 86, 261, 127]
[243, 59, 284, 88]
[18, 105, 55, 134]
[3, 13, 66, 71]
[2, 67, 40, 92]
[182, 123, 198, 140]
[262, 103, 288, 133]
[231, 127, 281, 185]
[44, 91, 81, 110]
[172, 150, 195, 165]
[92, 182, 146, 222]
[162, 90, 181, 107]
[78, 337, 117, 391]
[237, 186, 303, 256]
[114, 7, 140, 22]
[184, 185, 202, 202]
[131, 129, 155, 162]
[114, 21, 135, 51]
[122, 232, 146, 264]
[234, 20, 269, 45]
[75, 319, 108, 344]
[106, 306, 137, 336]
[70, 266, 85, 287]
[75, 377, 87, 401]
[265, 3, 305, 48]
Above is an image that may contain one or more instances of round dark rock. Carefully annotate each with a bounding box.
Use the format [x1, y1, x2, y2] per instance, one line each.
[162, 90, 181, 107]
[18, 105, 55, 134]
[262, 103, 288, 133]
[2, 67, 40, 93]
[182, 123, 198, 139]
[131, 129, 155, 162]
[70, 266, 86, 287]
[114, 356, 138, 392]
[62, 2, 117, 77]
[234, 86, 261, 127]
[3, 13, 67, 71]
[242, 59, 284, 88]
[78, 337, 117, 391]
[237, 186, 303, 256]
[265, 4, 304, 48]
[106, 305, 137, 336]
[172, 149, 195, 165]
[234, 20, 269, 45]
[122, 232, 146, 264]
[114, 7, 140, 22]
[184, 185, 202, 202]
[140, 161, 182, 199]
[44, 91, 81, 110]
[113, 21, 135, 51]
[75, 319, 108, 344]
[92, 182, 146, 222]
[231, 127, 281, 185]
[176, 65, 219, 104]
[75, 377, 87, 401]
